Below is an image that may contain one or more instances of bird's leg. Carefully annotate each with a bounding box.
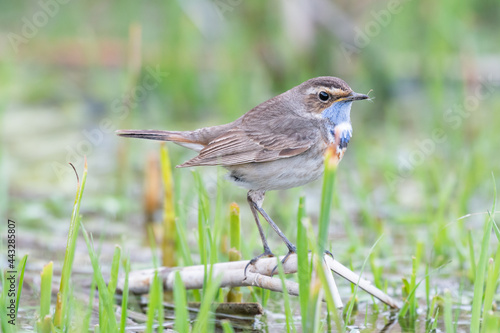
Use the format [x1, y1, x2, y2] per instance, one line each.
[245, 191, 275, 275]
[256, 206, 298, 275]
[255, 206, 296, 254]
[247, 193, 274, 257]
[245, 190, 297, 276]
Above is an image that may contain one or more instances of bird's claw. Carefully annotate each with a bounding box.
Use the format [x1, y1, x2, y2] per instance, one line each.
[243, 247, 331, 278]
[324, 250, 334, 260]
[307, 249, 335, 260]
[270, 245, 297, 275]
[244, 249, 275, 278]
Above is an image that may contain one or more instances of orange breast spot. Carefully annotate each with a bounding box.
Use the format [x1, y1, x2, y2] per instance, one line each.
[324, 144, 343, 167]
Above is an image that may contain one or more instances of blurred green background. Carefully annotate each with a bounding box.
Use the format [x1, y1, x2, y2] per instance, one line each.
[1, 0, 499, 327]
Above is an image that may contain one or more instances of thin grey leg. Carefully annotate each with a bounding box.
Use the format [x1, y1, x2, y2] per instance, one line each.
[247, 194, 273, 254]
[245, 191, 275, 275]
[255, 205, 296, 253]
[245, 190, 298, 275]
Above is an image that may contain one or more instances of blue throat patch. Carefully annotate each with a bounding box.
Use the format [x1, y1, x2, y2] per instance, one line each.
[338, 130, 351, 149]
[321, 101, 353, 147]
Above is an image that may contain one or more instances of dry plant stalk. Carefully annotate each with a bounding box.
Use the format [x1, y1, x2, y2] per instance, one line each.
[160, 144, 177, 267]
[118, 253, 399, 309]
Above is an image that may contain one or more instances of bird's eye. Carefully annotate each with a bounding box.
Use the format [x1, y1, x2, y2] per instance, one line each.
[318, 91, 330, 102]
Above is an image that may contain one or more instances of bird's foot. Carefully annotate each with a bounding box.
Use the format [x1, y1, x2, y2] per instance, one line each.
[244, 248, 275, 277]
[270, 245, 297, 276]
[307, 249, 334, 260]
[324, 250, 334, 260]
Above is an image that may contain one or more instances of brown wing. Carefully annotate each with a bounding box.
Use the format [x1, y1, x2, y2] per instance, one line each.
[178, 114, 322, 167]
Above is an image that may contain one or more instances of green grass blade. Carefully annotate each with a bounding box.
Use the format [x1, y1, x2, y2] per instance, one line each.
[39, 316, 52, 333]
[314, 255, 343, 332]
[99, 285, 105, 331]
[145, 270, 160, 332]
[345, 235, 384, 328]
[221, 320, 235, 333]
[444, 289, 453, 333]
[493, 217, 500, 242]
[54, 161, 88, 328]
[482, 311, 500, 332]
[175, 210, 194, 266]
[194, 171, 209, 290]
[468, 230, 477, 282]
[431, 307, 440, 331]
[80, 221, 118, 332]
[480, 257, 498, 333]
[303, 219, 343, 332]
[296, 197, 310, 331]
[470, 216, 493, 333]
[173, 172, 195, 271]
[425, 264, 430, 318]
[318, 149, 337, 252]
[15, 254, 28, 316]
[409, 256, 419, 320]
[82, 273, 96, 333]
[399, 279, 425, 318]
[119, 256, 131, 333]
[192, 273, 222, 333]
[489, 173, 499, 241]
[312, 289, 322, 333]
[301, 218, 321, 332]
[491, 173, 497, 219]
[2, 255, 30, 331]
[145, 269, 164, 333]
[276, 258, 296, 333]
[260, 289, 270, 308]
[174, 271, 190, 333]
[108, 246, 122, 296]
[1, 272, 11, 333]
[212, 168, 224, 265]
[480, 209, 500, 333]
[39, 261, 53, 319]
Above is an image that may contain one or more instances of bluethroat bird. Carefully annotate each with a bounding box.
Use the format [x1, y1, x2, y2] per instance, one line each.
[117, 76, 369, 269]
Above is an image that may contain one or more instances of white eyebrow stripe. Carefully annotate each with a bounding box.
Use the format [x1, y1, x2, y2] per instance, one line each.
[306, 87, 346, 95]
[305, 87, 319, 95]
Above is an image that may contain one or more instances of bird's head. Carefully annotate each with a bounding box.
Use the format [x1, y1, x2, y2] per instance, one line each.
[298, 76, 369, 117]
[296, 76, 370, 150]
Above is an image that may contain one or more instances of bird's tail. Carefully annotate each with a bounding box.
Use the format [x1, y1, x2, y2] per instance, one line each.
[115, 129, 205, 152]
[116, 129, 187, 141]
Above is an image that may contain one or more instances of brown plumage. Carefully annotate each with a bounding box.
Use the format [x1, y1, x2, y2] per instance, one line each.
[117, 76, 368, 268]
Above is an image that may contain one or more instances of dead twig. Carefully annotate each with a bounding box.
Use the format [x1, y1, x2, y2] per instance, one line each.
[117, 254, 399, 309]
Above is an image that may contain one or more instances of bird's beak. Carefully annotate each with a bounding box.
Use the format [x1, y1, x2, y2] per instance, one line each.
[345, 91, 369, 101]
